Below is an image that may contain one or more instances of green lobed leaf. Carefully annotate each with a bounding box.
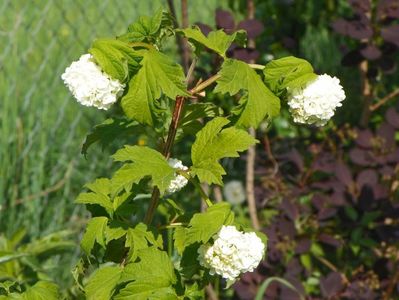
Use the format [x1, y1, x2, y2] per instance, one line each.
[111, 146, 175, 194]
[113, 191, 134, 214]
[114, 287, 177, 300]
[85, 178, 111, 195]
[0, 280, 17, 294]
[85, 265, 122, 300]
[180, 244, 201, 279]
[75, 193, 113, 217]
[191, 117, 257, 185]
[89, 38, 141, 82]
[6, 281, 59, 300]
[177, 26, 246, 58]
[105, 220, 129, 244]
[173, 226, 187, 255]
[263, 56, 316, 94]
[215, 59, 280, 128]
[72, 259, 85, 291]
[75, 178, 113, 216]
[284, 72, 318, 91]
[175, 202, 234, 252]
[158, 198, 185, 222]
[81, 118, 139, 156]
[184, 283, 204, 300]
[115, 247, 177, 300]
[118, 8, 173, 44]
[125, 223, 163, 262]
[178, 102, 223, 138]
[80, 217, 108, 255]
[121, 49, 189, 125]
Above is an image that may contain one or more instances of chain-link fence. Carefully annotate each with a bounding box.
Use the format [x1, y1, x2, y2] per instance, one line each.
[0, 0, 221, 237]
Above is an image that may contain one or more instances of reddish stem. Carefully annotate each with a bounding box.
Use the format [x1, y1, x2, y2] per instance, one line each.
[144, 96, 185, 224]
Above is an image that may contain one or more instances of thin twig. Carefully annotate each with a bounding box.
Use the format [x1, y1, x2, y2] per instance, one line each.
[370, 87, 399, 111]
[314, 255, 349, 285]
[245, 0, 261, 230]
[359, 7, 374, 127]
[359, 60, 373, 127]
[213, 186, 223, 203]
[185, 57, 197, 85]
[263, 135, 278, 176]
[177, 170, 213, 207]
[384, 263, 399, 300]
[205, 284, 219, 300]
[248, 63, 265, 70]
[144, 61, 224, 225]
[167, 0, 190, 72]
[157, 222, 186, 230]
[201, 183, 210, 212]
[190, 74, 221, 95]
[144, 96, 186, 224]
[246, 127, 260, 230]
[180, 0, 190, 72]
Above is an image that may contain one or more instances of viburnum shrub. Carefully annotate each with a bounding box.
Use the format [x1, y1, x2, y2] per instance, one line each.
[62, 9, 345, 299]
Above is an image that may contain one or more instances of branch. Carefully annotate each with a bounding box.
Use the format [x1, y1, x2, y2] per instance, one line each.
[370, 87, 399, 112]
[384, 263, 399, 300]
[181, 0, 190, 72]
[359, 61, 374, 127]
[167, 0, 190, 72]
[263, 135, 278, 176]
[245, 0, 261, 230]
[248, 63, 265, 70]
[144, 60, 224, 225]
[213, 186, 223, 203]
[177, 170, 213, 207]
[190, 74, 221, 95]
[205, 284, 219, 300]
[246, 127, 260, 230]
[144, 96, 186, 224]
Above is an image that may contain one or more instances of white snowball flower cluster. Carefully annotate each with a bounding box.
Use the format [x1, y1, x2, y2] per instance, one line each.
[223, 180, 246, 205]
[61, 54, 125, 110]
[167, 158, 188, 194]
[198, 225, 265, 282]
[287, 74, 346, 126]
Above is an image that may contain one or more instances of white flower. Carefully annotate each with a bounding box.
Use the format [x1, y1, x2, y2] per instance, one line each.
[167, 158, 188, 194]
[198, 225, 265, 282]
[287, 74, 346, 126]
[61, 54, 125, 110]
[223, 180, 246, 205]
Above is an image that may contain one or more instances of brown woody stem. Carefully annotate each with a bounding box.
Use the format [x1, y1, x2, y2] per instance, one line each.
[359, 61, 374, 127]
[245, 0, 261, 231]
[143, 59, 223, 225]
[144, 96, 186, 225]
[190, 74, 221, 95]
[370, 88, 399, 112]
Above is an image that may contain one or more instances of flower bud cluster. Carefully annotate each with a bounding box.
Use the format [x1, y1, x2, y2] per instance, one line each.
[61, 54, 125, 110]
[198, 225, 265, 281]
[167, 158, 188, 194]
[287, 74, 346, 126]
